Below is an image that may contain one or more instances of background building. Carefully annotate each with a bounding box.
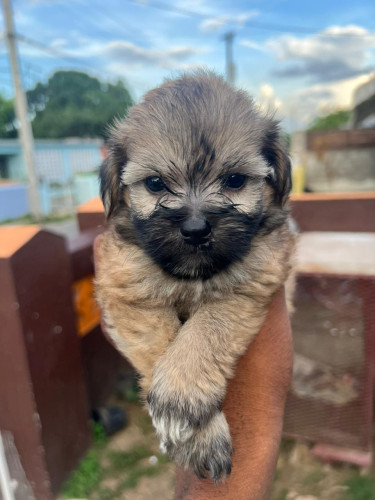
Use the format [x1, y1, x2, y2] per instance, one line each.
[0, 138, 104, 220]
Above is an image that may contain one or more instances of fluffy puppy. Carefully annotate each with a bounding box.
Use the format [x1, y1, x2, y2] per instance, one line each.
[95, 72, 295, 481]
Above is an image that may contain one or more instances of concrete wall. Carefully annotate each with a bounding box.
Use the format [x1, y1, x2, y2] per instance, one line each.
[0, 139, 103, 217]
[291, 130, 375, 192]
[0, 183, 29, 221]
[74, 173, 100, 206]
[8, 154, 25, 180]
[0, 139, 103, 183]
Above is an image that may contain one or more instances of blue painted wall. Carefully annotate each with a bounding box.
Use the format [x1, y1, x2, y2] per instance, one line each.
[0, 184, 29, 221]
[0, 139, 103, 217]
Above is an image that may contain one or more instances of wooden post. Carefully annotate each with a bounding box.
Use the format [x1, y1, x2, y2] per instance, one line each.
[0, 227, 91, 499]
[76, 198, 105, 232]
[68, 228, 132, 409]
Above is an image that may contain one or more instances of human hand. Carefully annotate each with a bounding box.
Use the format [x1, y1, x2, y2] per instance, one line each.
[173, 286, 293, 499]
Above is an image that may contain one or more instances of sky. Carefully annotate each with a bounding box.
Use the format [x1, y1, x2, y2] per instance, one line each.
[1, 0, 375, 130]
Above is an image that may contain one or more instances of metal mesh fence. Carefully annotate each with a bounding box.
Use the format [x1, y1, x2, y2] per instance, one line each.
[284, 271, 375, 453]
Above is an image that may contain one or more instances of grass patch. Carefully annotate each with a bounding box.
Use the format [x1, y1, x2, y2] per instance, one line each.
[342, 475, 375, 500]
[63, 422, 171, 499]
[108, 446, 151, 470]
[137, 413, 154, 436]
[95, 464, 165, 500]
[121, 463, 164, 489]
[156, 453, 171, 465]
[274, 489, 288, 500]
[299, 469, 326, 497]
[95, 488, 114, 500]
[0, 213, 74, 225]
[121, 380, 142, 403]
[96, 446, 170, 499]
[92, 421, 106, 448]
[279, 438, 295, 455]
[63, 449, 101, 499]
[62, 422, 106, 499]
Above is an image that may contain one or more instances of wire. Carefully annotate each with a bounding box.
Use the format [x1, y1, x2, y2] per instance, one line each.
[14, 32, 101, 68]
[128, 0, 375, 39]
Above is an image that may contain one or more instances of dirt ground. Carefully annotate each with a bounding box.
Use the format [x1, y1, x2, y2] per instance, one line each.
[92, 402, 176, 500]
[59, 397, 374, 500]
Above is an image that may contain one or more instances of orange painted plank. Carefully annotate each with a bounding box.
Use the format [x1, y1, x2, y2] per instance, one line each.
[0, 226, 40, 258]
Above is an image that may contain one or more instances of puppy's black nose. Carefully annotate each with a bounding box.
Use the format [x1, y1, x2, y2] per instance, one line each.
[180, 216, 211, 245]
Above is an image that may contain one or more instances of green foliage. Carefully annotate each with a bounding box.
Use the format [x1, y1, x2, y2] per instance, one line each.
[308, 110, 352, 131]
[92, 421, 107, 448]
[274, 489, 288, 500]
[0, 94, 17, 138]
[342, 475, 375, 500]
[27, 70, 133, 138]
[123, 381, 141, 403]
[120, 463, 165, 490]
[93, 446, 170, 499]
[137, 413, 154, 436]
[104, 446, 170, 496]
[63, 449, 101, 499]
[0, 213, 74, 225]
[62, 422, 106, 498]
[108, 446, 151, 470]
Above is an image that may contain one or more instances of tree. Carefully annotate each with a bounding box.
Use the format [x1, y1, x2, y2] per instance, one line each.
[308, 110, 352, 132]
[0, 95, 17, 138]
[27, 71, 133, 138]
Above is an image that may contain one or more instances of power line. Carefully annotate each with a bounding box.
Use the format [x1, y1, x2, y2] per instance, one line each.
[0, 28, 90, 64]
[56, 1, 145, 43]
[1, 30, 117, 83]
[128, 0, 375, 39]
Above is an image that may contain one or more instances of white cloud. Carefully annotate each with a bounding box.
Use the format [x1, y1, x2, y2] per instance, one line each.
[240, 39, 266, 52]
[57, 38, 205, 70]
[257, 83, 283, 115]
[177, 0, 208, 9]
[199, 11, 259, 33]
[268, 25, 375, 82]
[50, 38, 68, 49]
[282, 72, 375, 128]
[102, 41, 198, 68]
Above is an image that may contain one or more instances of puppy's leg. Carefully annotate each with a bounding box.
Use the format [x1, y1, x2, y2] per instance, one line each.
[99, 301, 180, 393]
[147, 294, 271, 479]
[95, 233, 181, 393]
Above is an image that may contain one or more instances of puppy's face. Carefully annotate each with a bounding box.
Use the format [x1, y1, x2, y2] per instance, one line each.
[101, 73, 291, 280]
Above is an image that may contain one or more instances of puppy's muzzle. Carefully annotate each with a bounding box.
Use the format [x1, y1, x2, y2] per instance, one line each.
[180, 216, 211, 246]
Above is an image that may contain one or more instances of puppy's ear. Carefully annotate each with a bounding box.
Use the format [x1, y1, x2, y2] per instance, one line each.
[261, 121, 292, 206]
[99, 143, 127, 218]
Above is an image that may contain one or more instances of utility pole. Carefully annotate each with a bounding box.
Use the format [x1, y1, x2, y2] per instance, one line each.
[2, 0, 40, 218]
[223, 31, 235, 86]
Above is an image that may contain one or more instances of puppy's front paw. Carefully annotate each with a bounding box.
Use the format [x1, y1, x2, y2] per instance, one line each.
[147, 389, 220, 447]
[168, 411, 233, 482]
[147, 383, 222, 447]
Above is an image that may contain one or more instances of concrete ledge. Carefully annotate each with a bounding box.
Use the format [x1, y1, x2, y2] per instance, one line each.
[312, 444, 372, 468]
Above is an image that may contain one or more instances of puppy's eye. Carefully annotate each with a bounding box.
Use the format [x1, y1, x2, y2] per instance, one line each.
[145, 176, 165, 193]
[224, 174, 246, 190]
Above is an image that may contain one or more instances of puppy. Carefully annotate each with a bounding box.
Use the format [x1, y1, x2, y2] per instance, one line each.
[95, 72, 295, 481]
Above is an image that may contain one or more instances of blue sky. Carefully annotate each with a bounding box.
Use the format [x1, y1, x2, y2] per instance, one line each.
[1, 0, 375, 129]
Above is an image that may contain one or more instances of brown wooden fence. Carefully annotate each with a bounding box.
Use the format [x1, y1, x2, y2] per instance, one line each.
[307, 130, 375, 151]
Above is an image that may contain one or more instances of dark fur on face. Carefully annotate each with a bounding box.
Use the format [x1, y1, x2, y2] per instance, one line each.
[132, 205, 263, 280]
[100, 71, 291, 280]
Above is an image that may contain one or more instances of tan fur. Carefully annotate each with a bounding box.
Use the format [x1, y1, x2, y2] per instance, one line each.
[95, 72, 296, 481]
